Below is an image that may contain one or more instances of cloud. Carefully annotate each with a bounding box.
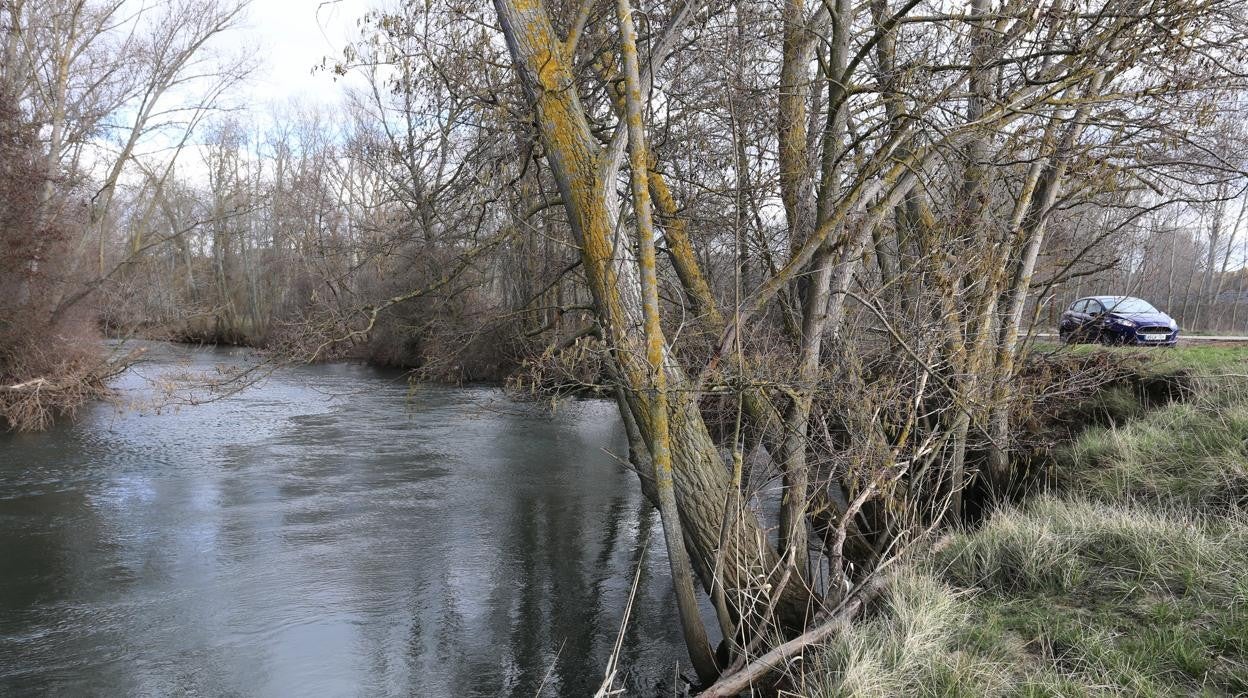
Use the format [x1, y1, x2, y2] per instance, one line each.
[234, 0, 375, 105]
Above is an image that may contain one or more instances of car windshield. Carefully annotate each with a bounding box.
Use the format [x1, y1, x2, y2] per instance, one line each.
[1101, 297, 1157, 313]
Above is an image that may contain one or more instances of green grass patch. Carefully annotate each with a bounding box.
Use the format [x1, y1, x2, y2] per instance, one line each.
[1143, 345, 1248, 374]
[1031, 342, 1248, 376]
[1064, 383, 1150, 427]
[1057, 400, 1248, 513]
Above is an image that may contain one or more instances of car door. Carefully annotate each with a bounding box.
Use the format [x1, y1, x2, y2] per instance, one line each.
[1083, 299, 1105, 338]
[1062, 300, 1086, 335]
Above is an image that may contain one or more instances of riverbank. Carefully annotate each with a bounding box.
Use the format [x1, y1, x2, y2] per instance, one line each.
[800, 346, 1248, 695]
[116, 304, 532, 385]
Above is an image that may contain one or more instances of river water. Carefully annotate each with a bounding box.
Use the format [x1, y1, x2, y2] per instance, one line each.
[0, 342, 694, 696]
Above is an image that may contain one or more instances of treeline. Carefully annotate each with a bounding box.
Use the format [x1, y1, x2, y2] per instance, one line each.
[1048, 179, 1248, 332]
[99, 108, 543, 380]
[1, 0, 251, 428]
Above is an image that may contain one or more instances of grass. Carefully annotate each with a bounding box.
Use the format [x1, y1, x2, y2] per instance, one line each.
[1058, 399, 1248, 513]
[803, 502, 1248, 697]
[802, 348, 1248, 697]
[1145, 345, 1248, 372]
[1030, 342, 1248, 375]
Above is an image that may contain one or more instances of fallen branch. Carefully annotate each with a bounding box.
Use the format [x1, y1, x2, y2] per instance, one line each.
[697, 576, 889, 697]
[2, 377, 48, 391]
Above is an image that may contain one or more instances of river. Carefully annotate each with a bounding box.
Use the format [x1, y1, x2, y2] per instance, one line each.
[0, 342, 695, 696]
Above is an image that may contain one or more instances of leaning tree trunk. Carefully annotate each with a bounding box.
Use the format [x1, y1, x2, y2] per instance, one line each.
[491, 0, 811, 632]
[987, 72, 1107, 493]
[616, 0, 718, 681]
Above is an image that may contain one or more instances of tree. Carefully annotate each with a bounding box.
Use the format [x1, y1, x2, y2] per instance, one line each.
[0, 0, 247, 429]
[483, 0, 1248, 686]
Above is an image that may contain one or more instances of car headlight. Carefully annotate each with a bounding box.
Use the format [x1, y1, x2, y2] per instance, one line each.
[1112, 318, 1137, 328]
[1169, 320, 1178, 330]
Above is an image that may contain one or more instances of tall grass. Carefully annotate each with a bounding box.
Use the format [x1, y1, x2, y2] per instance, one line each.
[804, 351, 1248, 697]
[806, 502, 1248, 696]
[1059, 399, 1248, 513]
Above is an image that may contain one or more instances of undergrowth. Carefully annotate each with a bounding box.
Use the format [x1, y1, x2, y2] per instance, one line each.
[803, 346, 1248, 697]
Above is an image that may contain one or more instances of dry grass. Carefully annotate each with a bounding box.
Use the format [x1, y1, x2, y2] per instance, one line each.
[801, 355, 1248, 697]
[1057, 389, 1248, 514]
[803, 501, 1248, 697]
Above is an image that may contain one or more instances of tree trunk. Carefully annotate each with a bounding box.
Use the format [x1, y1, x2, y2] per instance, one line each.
[616, 0, 717, 681]
[491, 0, 811, 633]
[986, 72, 1106, 494]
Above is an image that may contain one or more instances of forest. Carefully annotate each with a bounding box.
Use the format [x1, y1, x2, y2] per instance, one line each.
[3, 0, 1248, 694]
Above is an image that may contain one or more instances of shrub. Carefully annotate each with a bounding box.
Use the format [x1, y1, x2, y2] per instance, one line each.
[0, 95, 114, 430]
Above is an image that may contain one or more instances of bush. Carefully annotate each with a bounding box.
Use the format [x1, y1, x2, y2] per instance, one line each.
[806, 366, 1248, 697]
[0, 96, 114, 430]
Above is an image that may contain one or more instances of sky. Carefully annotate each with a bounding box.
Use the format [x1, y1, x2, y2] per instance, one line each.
[95, 0, 380, 188]
[233, 0, 377, 106]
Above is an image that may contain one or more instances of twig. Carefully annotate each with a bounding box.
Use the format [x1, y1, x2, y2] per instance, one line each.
[697, 576, 889, 697]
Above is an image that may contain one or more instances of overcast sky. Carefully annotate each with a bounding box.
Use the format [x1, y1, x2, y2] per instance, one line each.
[104, 0, 382, 185]
[235, 0, 376, 106]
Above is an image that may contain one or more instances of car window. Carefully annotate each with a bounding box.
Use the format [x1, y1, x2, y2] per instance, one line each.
[1087, 300, 1104, 314]
[1071, 300, 1086, 312]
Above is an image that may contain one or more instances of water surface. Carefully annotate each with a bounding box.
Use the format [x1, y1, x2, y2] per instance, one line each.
[0, 343, 692, 696]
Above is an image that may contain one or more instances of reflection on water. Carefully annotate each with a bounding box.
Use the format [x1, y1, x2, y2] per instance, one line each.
[0, 342, 693, 696]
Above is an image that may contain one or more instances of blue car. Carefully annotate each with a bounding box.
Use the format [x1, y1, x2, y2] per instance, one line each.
[1059, 296, 1179, 346]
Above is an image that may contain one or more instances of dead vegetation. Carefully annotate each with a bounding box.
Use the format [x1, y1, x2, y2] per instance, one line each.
[800, 350, 1248, 696]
